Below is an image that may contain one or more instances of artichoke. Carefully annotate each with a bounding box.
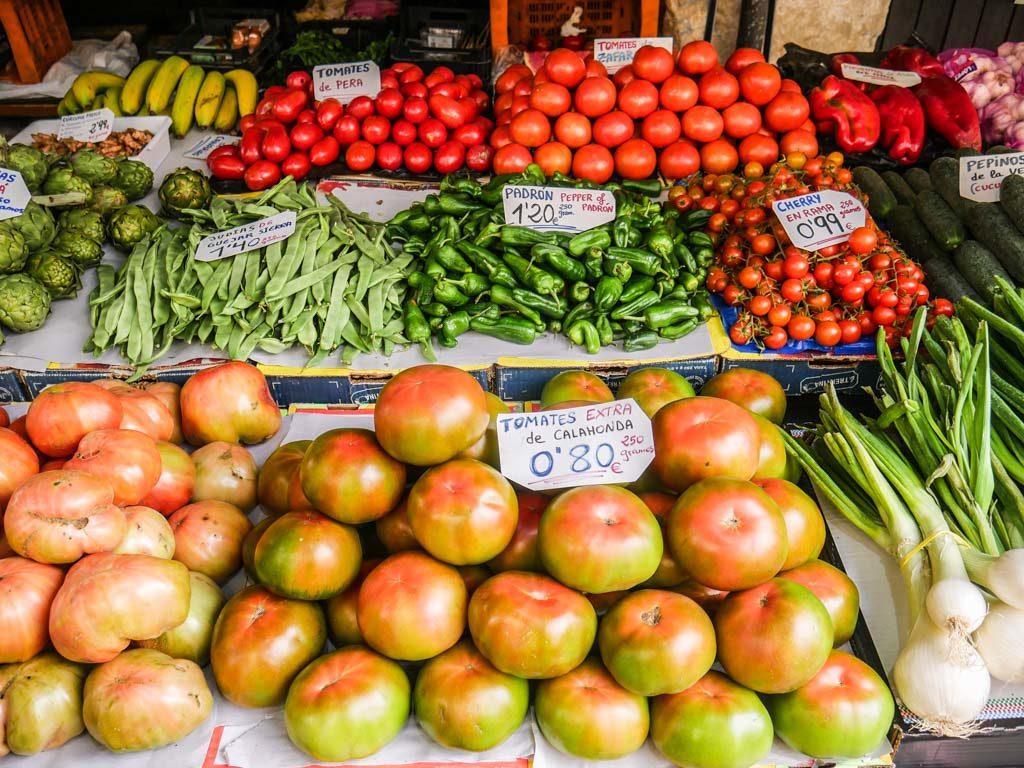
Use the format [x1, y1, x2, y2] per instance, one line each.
[41, 168, 92, 204]
[26, 250, 81, 299]
[158, 168, 212, 219]
[88, 185, 128, 218]
[2, 144, 48, 192]
[108, 204, 161, 253]
[0, 222, 27, 274]
[69, 149, 118, 185]
[51, 230, 103, 269]
[0, 273, 52, 332]
[58, 209, 105, 243]
[8, 201, 56, 252]
[112, 160, 154, 201]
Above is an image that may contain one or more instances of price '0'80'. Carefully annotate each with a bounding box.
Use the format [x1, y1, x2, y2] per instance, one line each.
[529, 442, 616, 478]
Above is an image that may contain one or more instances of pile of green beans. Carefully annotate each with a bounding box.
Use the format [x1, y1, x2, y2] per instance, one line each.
[388, 167, 717, 354]
[86, 178, 417, 371]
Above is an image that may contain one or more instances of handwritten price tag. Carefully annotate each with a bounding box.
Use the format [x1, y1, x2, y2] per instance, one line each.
[594, 37, 674, 73]
[184, 134, 238, 160]
[839, 63, 921, 88]
[195, 211, 297, 262]
[502, 185, 616, 234]
[496, 399, 654, 491]
[313, 61, 381, 104]
[959, 152, 1024, 202]
[0, 170, 32, 222]
[57, 108, 115, 142]
[772, 190, 866, 251]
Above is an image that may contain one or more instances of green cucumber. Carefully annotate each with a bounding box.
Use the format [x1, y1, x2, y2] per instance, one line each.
[956, 147, 982, 159]
[929, 156, 967, 221]
[964, 203, 1024, 283]
[921, 256, 980, 302]
[953, 240, 1012, 302]
[882, 171, 917, 206]
[887, 204, 946, 265]
[904, 167, 933, 193]
[999, 172, 1024, 234]
[853, 167, 897, 219]
[988, 145, 1015, 155]
[914, 189, 965, 251]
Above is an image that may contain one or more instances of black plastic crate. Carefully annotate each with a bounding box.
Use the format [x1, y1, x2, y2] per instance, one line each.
[151, 6, 280, 73]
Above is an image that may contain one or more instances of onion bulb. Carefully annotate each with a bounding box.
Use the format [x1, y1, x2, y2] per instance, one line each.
[963, 548, 1024, 611]
[975, 602, 1024, 683]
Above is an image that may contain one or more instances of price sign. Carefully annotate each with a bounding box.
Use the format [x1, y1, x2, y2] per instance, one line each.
[772, 190, 866, 251]
[502, 185, 616, 233]
[0, 170, 32, 222]
[195, 211, 296, 262]
[183, 134, 238, 160]
[496, 399, 654, 491]
[960, 152, 1024, 202]
[594, 37, 674, 73]
[839, 63, 921, 88]
[312, 61, 381, 104]
[57, 108, 115, 142]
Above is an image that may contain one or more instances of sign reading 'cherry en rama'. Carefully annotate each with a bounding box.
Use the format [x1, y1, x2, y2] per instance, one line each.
[771, 189, 866, 251]
[502, 185, 617, 234]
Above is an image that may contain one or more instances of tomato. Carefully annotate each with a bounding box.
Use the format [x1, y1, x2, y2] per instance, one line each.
[61, 428, 159, 507]
[331, 114, 360, 145]
[777, 559, 859, 647]
[433, 139, 466, 173]
[625, 44, 672, 83]
[496, 63, 532, 93]
[616, 367, 695, 419]
[614, 138, 657, 180]
[700, 139, 739, 174]
[659, 140, 701, 179]
[416, 117, 446, 148]
[766, 650, 894, 758]
[289, 121, 323, 151]
[372, 87, 403, 120]
[738, 61, 782, 105]
[0, 557, 63, 663]
[529, 81, 571, 117]
[677, 40, 719, 76]
[535, 658, 649, 760]
[780, 128, 818, 156]
[375, 141, 403, 171]
[764, 91, 811, 132]
[659, 74, 699, 111]
[571, 143, 614, 183]
[399, 141, 429, 173]
[402, 96, 428, 124]
[544, 48, 587, 87]
[359, 115, 390, 145]
[838, 319, 863, 345]
[187, 428, 258, 509]
[553, 111, 592, 148]
[726, 47, 766, 74]
[762, 325, 788, 350]
[753, 478, 825, 574]
[315, 98, 343, 131]
[738, 265, 762, 288]
[574, 76, 617, 117]
[722, 101, 761, 138]
[0, 428, 38, 513]
[26, 382, 122, 458]
[592, 110, 635, 148]
[651, 671, 774, 768]
[508, 108, 551, 147]
[618, 78, 660, 119]
[699, 68, 740, 109]
[612, 64, 636, 88]
[738, 133, 779, 166]
[538, 370, 613, 407]
[343, 140, 374, 171]
[166, 499, 249, 585]
[468, 571, 596, 679]
[680, 105, 722, 143]
[847, 226, 878, 254]
[465, 143, 493, 171]
[492, 142, 532, 173]
[452, 121, 484, 146]
[532, 141, 572, 176]
[814, 320, 842, 347]
[271, 88, 308, 123]
[640, 109, 681, 147]
[346, 95, 375, 120]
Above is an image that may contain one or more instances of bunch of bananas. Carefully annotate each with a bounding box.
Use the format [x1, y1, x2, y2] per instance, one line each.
[59, 58, 258, 139]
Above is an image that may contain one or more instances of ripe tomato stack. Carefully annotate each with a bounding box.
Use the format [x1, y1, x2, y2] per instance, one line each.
[694, 152, 952, 350]
[491, 42, 815, 183]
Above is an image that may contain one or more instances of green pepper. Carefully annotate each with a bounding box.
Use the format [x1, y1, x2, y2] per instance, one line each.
[435, 244, 474, 273]
[434, 278, 470, 307]
[595, 314, 613, 346]
[403, 300, 431, 344]
[456, 241, 518, 288]
[446, 177, 483, 197]
[408, 271, 435, 304]
[607, 247, 664, 276]
[470, 315, 537, 344]
[602, 256, 633, 282]
[512, 287, 566, 319]
[594, 275, 623, 312]
[678, 271, 700, 293]
[548, 320, 562, 334]
[465, 208, 492, 236]
[624, 330, 659, 352]
[504, 251, 564, 296]
[404, 213, 431, 234]
[659, 318, 699, 340]
[665, 285, 690, 302]
[449, 272, 489, 298]
[691, 293, 716, 320]
[500, 226, 557, 248]
[474, 221, 502, 245]
[673, 242, 698, 273]
[687, 231, 714, 249]
[568, 229, 612, 256]
[429, 316, 444, 332]
[565, 319, 586, 346]
[570, 281, 591, 303]
[625, 225, 643, 248]
[612, 218, 631, 248]
[611, 290, 660, 320]
[621, 178, 662, 197]
[469, 302, 501, 321]
[438, 193, 481, 216]
[533, 243, 587, 282]
[400, 237, 425, 257]
[424, 258, 447, 279]
[422, 195, 442, 216]
[420, 302, 449, 318]
[646, 226, 674, 259]
[585, 250, 603, 281]
[490, 284, 546, 330]
[389, 208, 415, 229]
[563, 301, 594, 330]
[695, 247, 714, 268]
[580, 320, 601, 354]
[682, 209, 714, 231]
[620, 275, 655, 304]
[440, 311, 470, 347]
[644, 300, 699, 329]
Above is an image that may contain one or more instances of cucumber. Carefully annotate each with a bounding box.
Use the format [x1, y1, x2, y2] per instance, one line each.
[956, 147, 982, 159]
[904, 167, 933, 193]
[853, 167, 897, 219]
[999, 172, 1024, 233]
[914, 189, 966, 251]
[964, 203, 1024, 283]
[887, 204, 946, 265]
[929, 156, 967, 220]
[882, 171, 917, 206]
[954, 240, 1012, 301]
[989, 145, 1015, 154]
[921, 256, 981, 302]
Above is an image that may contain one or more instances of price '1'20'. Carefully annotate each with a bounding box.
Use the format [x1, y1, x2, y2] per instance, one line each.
[529, 442, 616, 478]
[510, 202, 557, 226]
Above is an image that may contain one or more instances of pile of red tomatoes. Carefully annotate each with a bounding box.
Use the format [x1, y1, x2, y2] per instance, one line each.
[490, 42, 816, 182]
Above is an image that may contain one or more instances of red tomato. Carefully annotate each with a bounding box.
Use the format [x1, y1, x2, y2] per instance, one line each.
[374, 88, 404, 119]
[434, 140, 466, 173]
[331, 115, 360, 146]
[847, 226, 878, 254]
[489, 126, 512, 149]
[315, 99, 343, 132]
[508, 95, 530, 117]
[572, 144, 614, 184]
[574, 77, 617, 117]
[726, 47, 766, 74]
[722, 102, 762, 138]
[659, 74, 699, 112]
[402, 97, 429, 124]
[452, 122, 484, 147]
[764, 92, 811, 132]
[780, 78, 802, 93]
[375, 142, 403, 171]
[295, 108, 316, 124]
[398, 64, 424, 83]
[309, 135, 341, 166]
[345, 140, 375, 172]
[282, 150, 314, 179]
[779, 129, 818, 156]
[640, 110, 681, 148]
[592, 110, 635, 148]
[346, 95, 375, 120]
[738, 134, 779, 166]
[682, 105, 724, 142]
[699, 68, 740, 109]
[418, 118, 448, 148]
[401, 81, 429, 99]
[738, 62, 782, 106]
[632, 45, 676, 83]
[403, 142, 433, 174]
[659, 141, 701, 179]
[271, 89, 308, 123]
[585, 58, 607, 78]
[493, 143, 533, 174]
[615, 138, 657, 180]
[612, 65, 636, 89]
[533, 141, 572, 177]
[289, 121, 323, 151]
[678, 40, 719, 76]
[243, 160, 281, 191]
[208, 153, 246, 180]
[428, 94, 467, 129]
[814, 321, 842, 347]
[530, 82, 572, 117]
[361, 115, 391, 145]
[544, 49, 587, 87]
[618, 79, 659, 119]
[509, 108, 551, 148]
[553, 112, 592, 148]
[465, 144, 493, 172]
[391, 119, 417, 146]
[260, 126, 291, 162]
[496, 64, 533, 94]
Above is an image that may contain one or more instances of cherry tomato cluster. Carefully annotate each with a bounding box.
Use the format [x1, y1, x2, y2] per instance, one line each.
[690, 152, 953, 350]
[208, 66, 495, 190]
[490, 42, 816, 183]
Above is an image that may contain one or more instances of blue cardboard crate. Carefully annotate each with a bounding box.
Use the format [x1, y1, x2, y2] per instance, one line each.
[0, 369, 25, 402]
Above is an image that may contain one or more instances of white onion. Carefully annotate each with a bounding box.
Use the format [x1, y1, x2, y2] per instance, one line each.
[975, 602, 1024, 683]
[977, 549, 1024, 610]
[925, 577, 988, 640]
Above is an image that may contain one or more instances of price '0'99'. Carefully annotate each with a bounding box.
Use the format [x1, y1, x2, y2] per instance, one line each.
[796, 212, 845, 240]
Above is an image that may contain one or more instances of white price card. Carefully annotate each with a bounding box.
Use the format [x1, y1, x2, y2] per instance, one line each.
[502, 185, 616, 233]
[313, 61, 381, 104]
[0, 170, 32, 222]
[195, 211, 296, 262]
[772, 190, 867, 251]
[496, 399, 654, 491]
[839, 63, 921, 88]
[594, 37, 674, 73]
[959, 152, 1024, 202]
[57, 108, 115, 142]
[183, 134, 238, 160]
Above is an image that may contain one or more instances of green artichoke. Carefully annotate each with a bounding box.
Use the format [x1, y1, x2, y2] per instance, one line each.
[41, 168, 92, 204]
[112, 160, 154, 201]
[50, 230, 102, 269]
[2, 144, 48, 192]
[0, 222, 27, 273]
[158, 168, 212, 219]
[58, 209, 105, 243]
[8, 201, 56, 252]
[0, 273, 51, 332]
[69, 149, 118, 185]
[26, 249, 81, 299]
[88, 185, 128, 218]
[108, 204, 161, 253]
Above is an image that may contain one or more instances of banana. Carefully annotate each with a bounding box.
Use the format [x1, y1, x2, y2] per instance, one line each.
[146, 56, 191, 114]
[71, 71, 126, 111]
[120, 58, 161, 115]
[170, 65, 206, 138]
[193, 70, 226, 129]
[213, 84, 239, 132]
[57, 92, 80, 116]
[224, 69, 258, 117]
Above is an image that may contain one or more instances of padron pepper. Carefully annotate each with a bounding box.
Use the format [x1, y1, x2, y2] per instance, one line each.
[456, 241, 518, 288]
[470, 315, 537, 344]
[403, 300, 431, 344]
[624, 329, 659, 352]
[646, 226, 674, 259]
[489, 284, 546, 330]
[810, 75, 881, 153]
[595, 314, 614, 346]
[511, 287, 566, 319]
[435, 244, 474, 273]
[594, 275, 624, 312]
[440, 311, 470, 347]
[568, 228, 611, 256]
[869, 85, 926, 165]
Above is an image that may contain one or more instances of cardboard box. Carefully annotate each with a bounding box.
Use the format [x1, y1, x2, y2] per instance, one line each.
[0, 368, 25, 402]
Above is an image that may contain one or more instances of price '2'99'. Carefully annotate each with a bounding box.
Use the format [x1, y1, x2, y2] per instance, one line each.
[529, 442, 618, 478]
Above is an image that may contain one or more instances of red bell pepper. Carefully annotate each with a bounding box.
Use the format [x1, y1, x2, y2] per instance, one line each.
[880, 46, 944, 77]
[810, 75, 881, 153]
[869, 85, 926, 165]
[913, 74, 982, 150]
